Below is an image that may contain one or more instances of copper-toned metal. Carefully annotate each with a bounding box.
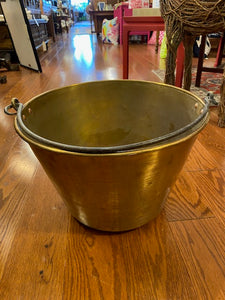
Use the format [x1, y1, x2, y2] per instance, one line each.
[10, 80, 209, 231]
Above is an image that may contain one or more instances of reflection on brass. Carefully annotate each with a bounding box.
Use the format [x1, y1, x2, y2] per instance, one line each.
[14, 80, 209, 231]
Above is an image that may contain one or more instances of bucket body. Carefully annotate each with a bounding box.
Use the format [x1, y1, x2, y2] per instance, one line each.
[13, 80, 209, 231]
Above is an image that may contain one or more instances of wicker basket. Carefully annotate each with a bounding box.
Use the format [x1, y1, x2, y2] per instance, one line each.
[160, 0, 225, 35]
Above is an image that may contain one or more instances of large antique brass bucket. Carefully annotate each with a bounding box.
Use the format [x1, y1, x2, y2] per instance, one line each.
[5, 80, 209, 231]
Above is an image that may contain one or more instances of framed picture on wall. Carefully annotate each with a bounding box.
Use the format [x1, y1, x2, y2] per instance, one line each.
[98, 2, 105, 11]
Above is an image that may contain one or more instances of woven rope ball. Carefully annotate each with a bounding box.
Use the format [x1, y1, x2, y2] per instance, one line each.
[160, 0, 225, 35]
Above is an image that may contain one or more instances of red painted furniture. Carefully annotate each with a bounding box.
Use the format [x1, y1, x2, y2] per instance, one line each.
[176, 42, 185, 88]
[122, 16, 164, 79]
[215, 33, 225, 67]
[114, 3, 151, 44]
[122, 15, 185, 88]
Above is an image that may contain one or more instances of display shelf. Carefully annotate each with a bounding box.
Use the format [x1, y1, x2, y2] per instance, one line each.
[29, 18, 49, 49]
[23, 0, 40, 9]
[0, 19, 19, 64]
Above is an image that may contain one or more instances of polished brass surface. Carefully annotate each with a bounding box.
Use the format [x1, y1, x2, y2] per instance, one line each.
[14, 80, 209, 231]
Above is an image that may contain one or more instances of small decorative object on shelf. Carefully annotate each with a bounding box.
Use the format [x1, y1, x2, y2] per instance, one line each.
[23, 0, 40, 9]
[29, 18, 49, 50]
[57, 0, 63, 15]
[98, 2, 105, 11]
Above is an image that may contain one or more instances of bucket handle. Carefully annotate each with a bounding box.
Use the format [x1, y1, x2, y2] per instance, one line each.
[4, 98, 22, 115]
[4, 96, 209, 154]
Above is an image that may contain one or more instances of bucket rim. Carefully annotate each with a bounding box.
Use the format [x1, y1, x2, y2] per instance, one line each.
[9, 80, 209, 155]
[14, 112, 209, 156]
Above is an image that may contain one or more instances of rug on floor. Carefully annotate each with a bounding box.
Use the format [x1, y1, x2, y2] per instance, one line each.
[153, 68, 223, 105]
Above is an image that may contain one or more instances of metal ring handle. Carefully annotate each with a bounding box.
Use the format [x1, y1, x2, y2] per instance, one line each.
[4, 98, 22, 115]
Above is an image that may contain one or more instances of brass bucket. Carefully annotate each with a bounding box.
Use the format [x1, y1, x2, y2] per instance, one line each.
[5, 80, 209, 231]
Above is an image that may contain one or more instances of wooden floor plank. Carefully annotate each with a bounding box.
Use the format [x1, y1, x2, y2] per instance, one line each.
[197, 119, 225, 169]
[165, 169, 214, 222]
[64, 214, 198, 300]
[169, 218, 225, 299]
[0, 165, 70, 299]
[0, 211, 199, 300]
[183, 138, 223, 171]
[185, 169, 225, 226]
[0, 140, 37, 280]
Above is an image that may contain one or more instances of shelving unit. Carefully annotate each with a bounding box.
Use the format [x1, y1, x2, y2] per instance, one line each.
[23, 0, 40, 9]
[29, 19, 49, 49]
[0, 8, 19, 65]
[41, 0, 73, 36]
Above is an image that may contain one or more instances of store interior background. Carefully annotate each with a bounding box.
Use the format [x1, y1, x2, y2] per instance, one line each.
[0, 1, 224, 299]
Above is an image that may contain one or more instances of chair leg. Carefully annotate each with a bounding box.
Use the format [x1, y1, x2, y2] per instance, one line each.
[214, 33, 225, 67]
[195, 35, 206, 87]
[155, 31, 160, 53]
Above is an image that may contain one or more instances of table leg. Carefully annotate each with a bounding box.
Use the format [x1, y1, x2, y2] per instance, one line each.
[175, 42, 185, 88]
[90, 15, 94, 33]
[123, 27, 129, 79]
[214, 33, 225, 67]
[155, 31, 160, 53]
[59, 20, 62, 34]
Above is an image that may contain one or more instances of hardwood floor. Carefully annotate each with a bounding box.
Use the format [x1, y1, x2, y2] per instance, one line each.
[0, 23, 224, 299]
